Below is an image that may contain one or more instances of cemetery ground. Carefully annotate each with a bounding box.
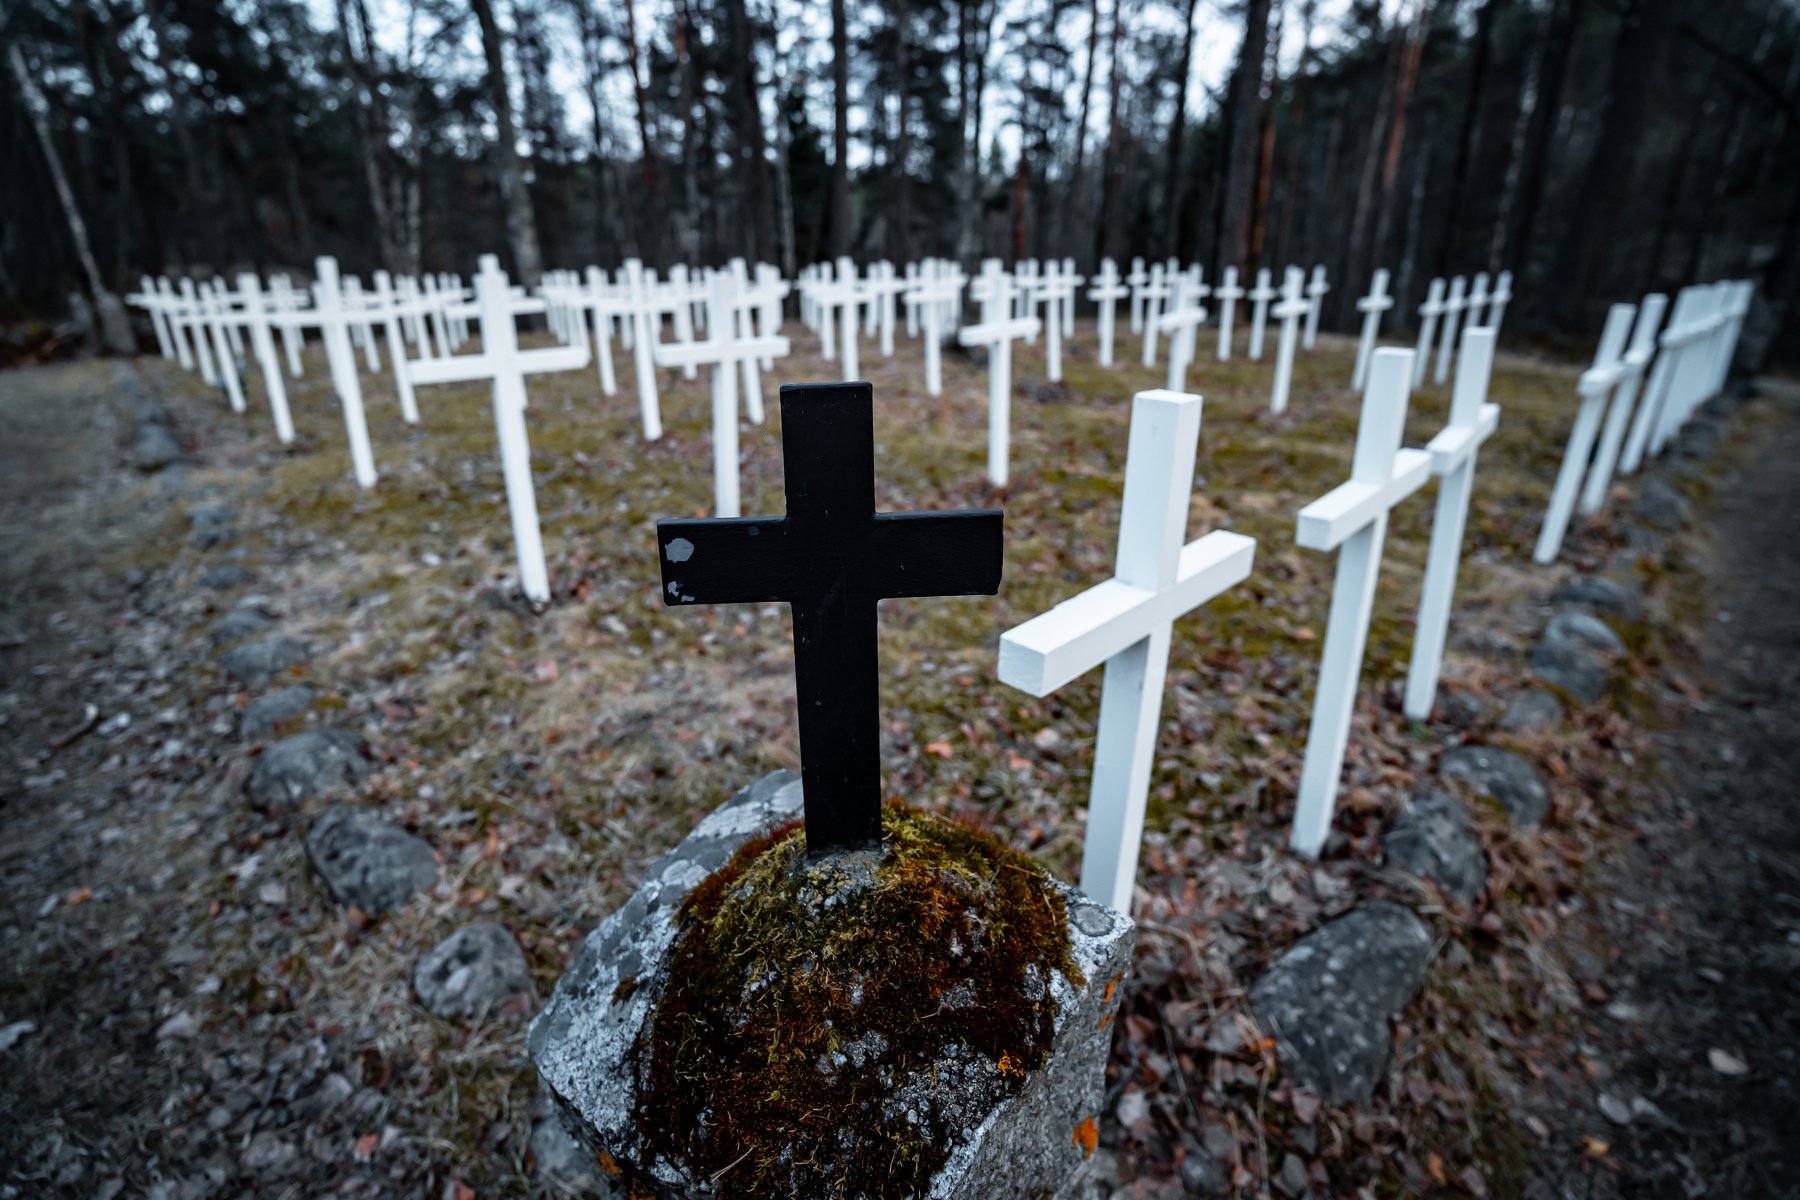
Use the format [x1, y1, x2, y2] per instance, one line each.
[0, 325, 1795, 1200]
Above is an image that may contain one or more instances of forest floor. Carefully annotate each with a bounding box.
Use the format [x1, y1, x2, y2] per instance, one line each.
[0, 319, 1793, 1199]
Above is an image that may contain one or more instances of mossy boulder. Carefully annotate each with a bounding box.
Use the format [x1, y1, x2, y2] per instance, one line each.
[530, 770, 1134, 1200]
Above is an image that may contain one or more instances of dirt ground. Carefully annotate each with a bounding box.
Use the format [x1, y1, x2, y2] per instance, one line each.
[0, 321, 1793, 1199]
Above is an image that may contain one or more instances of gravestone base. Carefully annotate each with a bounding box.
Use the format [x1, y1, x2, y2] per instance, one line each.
[529, 770, 1134, 1200]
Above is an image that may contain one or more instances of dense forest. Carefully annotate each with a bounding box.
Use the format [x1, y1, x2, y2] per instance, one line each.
[4, 0, 1798, 364]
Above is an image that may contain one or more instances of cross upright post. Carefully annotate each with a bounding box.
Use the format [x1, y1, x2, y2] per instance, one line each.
[582, 265, 620, 398]
[834, 257, 863, 381]
[657, 382, 1004, 855]
[1485, 272, 1514, 336]
[1533, 303, 1637, 564]
[1302, 265, 1329, 349]
[667, 265, 699, 380]
[999, 390, 1255, 911]
[1126, 258, 1149, 334]
[310, 256, 379, 488]
[1352, 269, 1394, 390]
[906, 262, 965, 396]
[1035, 264, 1073, 382]
[372, 270, 421, 424]
[1213, 267, 1242, 362]
[127, 275, 176, 360]
[1403, 327, 1501, 720]
[1465, 273, 1491, 329]
[1290, 348, 1433, 857]
[1139, 264, 1171, 368]
[156, 277, 196, 371]
[1247, 268, 1275, 360]
[957, 263, 1042, 487]
[270, 275, 307, 376]
[1269, 268, 1311, 415]
[1581, 294, 1667, 515]
[200, 280, 248, 414]
[622, 259, 664, 441]
[1156, 275, 1210, 393]
[1088, 258, 1128, 368]
[181, 277, 219, 385]
[1434, 275, 1469, 386]
[236, 272, 297, 444]
[1412, 278, 1446, 388]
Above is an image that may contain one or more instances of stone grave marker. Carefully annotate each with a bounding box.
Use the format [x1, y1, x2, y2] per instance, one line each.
[957, 263, 1041, 487]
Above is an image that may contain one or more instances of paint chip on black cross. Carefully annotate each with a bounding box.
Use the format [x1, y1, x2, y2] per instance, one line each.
[656, 381, 1004, 856]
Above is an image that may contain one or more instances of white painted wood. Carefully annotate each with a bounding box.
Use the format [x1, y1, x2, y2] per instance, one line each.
[1412, 277, 1446, 388]
[213, 276, 246, 357]
[1139, 264, 1170, 367]
[1290, 348, 1432, 857]
[200, 280, 247, 414]
[1126, 257, 1149, 334]
[1088, 258, 1128, 368]
[1485, 271, 1513, 335]
[1269, 268, 1310, 415]
[1247, 268, 1275, 361]
[1303, 265, 1329, 349]
[906, 261, 965, 397]
[1465, 272, 1491, 328]
[270, 275, 307, 376]
[311, 256, 378, 488]
[1403, 327, 1500, 720]
[1433, 276, 1467, 385]
[998, 388, 1256, 911]
[1581, 293, 1666, 515]
[1352, 268, 1393, 390]
[1213, 267, 1242, 362]
[181, 277, 218, 385]
[1036, 263, 1077, 383]
[1060, 257, 1081, 337]
[234, 273, 296, 443]
[957, 262, 1041, 487]
[345, 276, 382, 373]
[372, 271, 420, 424]
[621, 259, 664, 441]
[1155, 273, 1209, 393]
[667, 264, 698, 379]
[1533, 303, 1636, 564]
[127, 276, 176, 359]
[158, 277, 196, 371]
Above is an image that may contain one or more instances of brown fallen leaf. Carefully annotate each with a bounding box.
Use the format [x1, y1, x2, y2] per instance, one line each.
[925, 741, 953, 759]
[65, 887, 93, 907]
[1583, 1137, 1610, 1159]
[353, 1132, 379, 1160]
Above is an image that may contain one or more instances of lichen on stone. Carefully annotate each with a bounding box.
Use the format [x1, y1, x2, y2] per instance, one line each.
[635, 804, 1083, 1198]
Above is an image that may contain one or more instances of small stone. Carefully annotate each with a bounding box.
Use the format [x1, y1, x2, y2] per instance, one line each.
[304, 806, 438, 914]
[1383, 791, 1488, 906]
[246, 729, 371, 813]
[1498, 689, 1563, 733]
[242, 1132, 295, 1172]
[201, 564, 252, 590]
[133, 423, 183, 472]
[1274, 1153, 1311, 1197]
[213, 605, 275, 646]
[1544, 610, 1626, 657]
[1631, 479, 1690, 531]
[189, 504, 235, 549]
[413, 923, 533, 1019]
[528, 1113, 597, 1188]
[1597, 1091, 1633, 1125]
[1529, 611, 1624, 705]
[1550, 575, 1641, 621]
[1438, 745, 1550, 826]
[1248, 901, 1433, 1106]
[240, 686, 318, 738]
[219, 635, 310, 688]
[156, 1010, 200, 1040]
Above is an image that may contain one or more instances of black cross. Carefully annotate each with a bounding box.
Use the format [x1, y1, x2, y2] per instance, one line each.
[657, 381, 1004, 855]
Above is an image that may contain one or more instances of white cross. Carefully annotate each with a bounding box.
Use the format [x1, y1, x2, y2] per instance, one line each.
[665, 264, 700, 379]
[1302, 265, 1329, 349]
[1138, 264, 1171, 368]
[1433, 275, 1468, 386]
[179, 277, 219, 385]
[152, 277, 195, 371]
[866, 260, 907, 358]
[1485, 271, 1514, 335]
[126, 275, 176, 360]
[1412, 278, 1447, 388]
[811, 258, 865, 380]
[957, 263, 1041, 487]
[406, 256, 589, 604]
[1059, 257, 1082, 338]
[1533, 302, 1636, 564]
[1015, 259, 1040, 344]
[1087, 258, 1128, 368]
[1352, 269, 1394, 390]
[1126, 257, 1149, 334]
[1649, 281, 1747, 457]
[1156, 273, 1210, 393]
[344, 276, 382, 373]
[1268, 268, 1311, 415]
[268, 275, 308, 376]
[1290, 347, 1433, 857]
[212, 275, 247, 358]
[371, 271, 421, 425]
[1212, 267, 1242, 362]
[1035, 264, 1077, 382]
[1580, 294, 1666, 515]
[998, 389, 1255, 912]
[618, 259, 665, 440]
[234, 272, 296, 443]
[1403, 327, 1501, 720]
[906, 261, 966, 396]
[578, 265, 621, 398]
[1465, 272, 1491, 329]
[1246, 268, 1275, 361]
[313, 257, 380, 487]
[199, 280, 248, 414]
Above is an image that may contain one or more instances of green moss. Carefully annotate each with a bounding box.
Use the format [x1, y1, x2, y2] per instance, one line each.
[636, 805, 1082, 1198]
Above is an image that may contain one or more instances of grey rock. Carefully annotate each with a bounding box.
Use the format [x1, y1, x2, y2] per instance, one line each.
[304, 805, 437, 914]
[1249, 901, 1433, 1107]
[241, 685, 317, 738]
[212, 605, 275, 646]
[530, 770, 1135, 1200]
[1550, 575, 1641, 621]
[1383, 791, 1488, 906]
[413, 922, 533, 1019]
[133, 423, 183, 472]
[246, 729, 370, 812]
[530, 1112, 600, 1191]
[1530, 611, 1625, 704]
[1439, 745, 1550, 826]
[190, 504, 235, 549]
[1498, 689, 1563, 733]
[219, 635, 310, 687]
[201, 564, 252, 590]
[1631, 478, 1690, 531]
[1544, 610, 1626, 657]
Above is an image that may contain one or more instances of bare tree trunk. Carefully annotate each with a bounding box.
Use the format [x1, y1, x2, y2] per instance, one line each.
[892, 0, 912, 262]
[471, 0, 543, 284]
[725, 0, 776, 263]
[1220, 0, 1273, 267]
[1368, 2, 1431, 270]
[1066, 0, 1101, 261]
[336, 0, 399, 269]
[1159, 0, 1201, 258]
[831, 0, 852, 258]
[9, 43, 133, 352]
[1093, 0, 1127, 265]
[1272, 0, 1314, 268]
[621, 0, 666, 264]
[1436, 0, 1505, 276]
[1501, 0, 1582, 289]
[672, 0, 703, 262]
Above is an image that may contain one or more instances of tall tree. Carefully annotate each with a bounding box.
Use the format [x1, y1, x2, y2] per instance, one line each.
[1220, 0, 1273, 267]
[830, 0, 852, 257]
[471, 0, 543, 285]
[1161, 0, 1201, 257]
[724, 0, 776, 263]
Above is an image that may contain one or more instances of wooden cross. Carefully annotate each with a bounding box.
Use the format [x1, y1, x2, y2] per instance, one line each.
[1126, 257, 1150, 334]
[1411, 278, 1446, 388]
[1138, 264, 1171, 368]
[1433, 275, 1468, 386]
[957, 263, 1041, 487]
[1644, 282, 1746, 459]
[828, 257, 865, 380]
[865, 260, 907, 358]
[1035, 264, 1077, 382]
[657, 382, 1003, 854]
[308, 257, 378, 487]
[199, 280, 248, 415]
[665, 264, 700, 380]
[179, 277, 219, 385]
[1057, 257, 1082, 338]
[1087, 258, 1128, 368]
[653, 271, 791, 518]
[1156, 274, 1210, 393]
[617, 259, 665, 441]
[126, 276, 175, 360]
[371, 271, 421, 424]
[1533, 302, 1636, 565]
[343, 275, 383, 373]
[235, 272, 296, 444]
[406, 256, 589, 604]
[998, 389, 1254, 911]
[1581, 295, 1666, 516]
[1403, 327, 1501, 720]
[1352, 268, 1394, 390]
[1290, 348, 1432, 857]
[1302, 265, 1330, 349]
[269, 275, 308, 376]
[905, 261, 965, 396]
[1465, 272, 1491, 329]
[1247, 268, 1275, 361]
[154, 277, 196, 371]
[1269, 268, 1311, 415]
[1014, 259, 1040, 344]
[1486, 271, 1514, 335]
[1213, 267, 1242, 362]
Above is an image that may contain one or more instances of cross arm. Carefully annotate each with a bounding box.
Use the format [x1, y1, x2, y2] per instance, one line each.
[957, 317, 1041, 346]
[1424, 403, 1500, 474]
[998, 530, 1255, 694]
[868, 510, 1004, 600]
[653, 334, 791, 370]
[657, 517, 795, 605]
[1296, 449, 1433, 550]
